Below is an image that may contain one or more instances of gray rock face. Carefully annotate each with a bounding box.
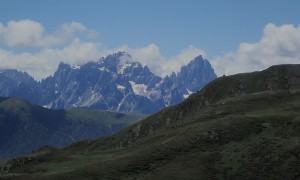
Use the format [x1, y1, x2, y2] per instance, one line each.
[0, 69, 41, 103]
[0, 52, 217, 114]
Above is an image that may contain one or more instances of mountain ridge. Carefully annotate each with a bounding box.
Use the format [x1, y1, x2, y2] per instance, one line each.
[0, 52, 217, 114]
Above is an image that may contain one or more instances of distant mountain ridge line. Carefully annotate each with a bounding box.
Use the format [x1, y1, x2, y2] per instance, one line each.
[0, 51, 217, 114]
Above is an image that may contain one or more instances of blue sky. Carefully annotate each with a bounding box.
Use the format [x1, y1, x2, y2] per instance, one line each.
[0, 0, 300, 79]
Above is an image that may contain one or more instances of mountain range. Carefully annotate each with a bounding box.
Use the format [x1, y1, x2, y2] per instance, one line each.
[0, 52, 217, 114]
[1, 64, 300, 179]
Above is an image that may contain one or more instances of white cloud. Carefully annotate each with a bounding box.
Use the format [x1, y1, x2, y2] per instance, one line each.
[56, 22, 99, 42]
[0, 19, 47, 48]
[0, 19, 98, 48]
[1, 20, 300, 81]
[211, 23, 300, 76]
[0, 40, 103, 80]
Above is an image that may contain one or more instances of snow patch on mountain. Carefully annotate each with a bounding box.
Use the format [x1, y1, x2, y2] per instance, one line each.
[117, 84, 126, 91]
[183, 89, 193, 99]
[117, 53, 134, 74]
[98, 67, 105, 71]
[129, 81, 150, 97]
[118, 63, 132, 74]
[72, 65, 81, 70]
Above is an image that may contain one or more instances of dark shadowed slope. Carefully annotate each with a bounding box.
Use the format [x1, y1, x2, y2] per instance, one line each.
[0, 97, 145, 160]
[1, 64, 300, 180]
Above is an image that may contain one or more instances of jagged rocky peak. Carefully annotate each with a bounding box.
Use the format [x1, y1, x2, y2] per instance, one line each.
[0, 52, 217, 114]
[0, 69, 36, 85]
[63, 52, 136, 72]
[178, 55, 217, 92]
[96, 51, 143, 75]
[0, 69, 32, 79]
[195, 54, 204, 60]
[0, 68, 41, 103]
[57, 62, 71, 70]
[102, 51, 133, 65]
[181, 55, 210, 72]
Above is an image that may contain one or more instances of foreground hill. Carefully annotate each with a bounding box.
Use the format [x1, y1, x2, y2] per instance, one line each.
[0, 97, 144, 160]
[1, 64, 300, 179]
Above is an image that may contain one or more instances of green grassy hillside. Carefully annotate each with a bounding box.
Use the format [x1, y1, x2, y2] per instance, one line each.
[1, 64, 300, 180]
[0, 97, 145, 160]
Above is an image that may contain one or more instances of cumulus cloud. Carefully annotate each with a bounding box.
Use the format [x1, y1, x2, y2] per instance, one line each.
[0, 19, 48, 48]
[2, 20, 300, 81]
[0, 40, 103, 80]
[0, 19, 98, 48]
[0, 19, 105, 80]
[211, 23, 300, 76]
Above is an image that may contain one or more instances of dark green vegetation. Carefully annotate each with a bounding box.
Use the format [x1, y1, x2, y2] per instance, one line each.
[0, 97, 144, 159]
[1, 64, 300, 179]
